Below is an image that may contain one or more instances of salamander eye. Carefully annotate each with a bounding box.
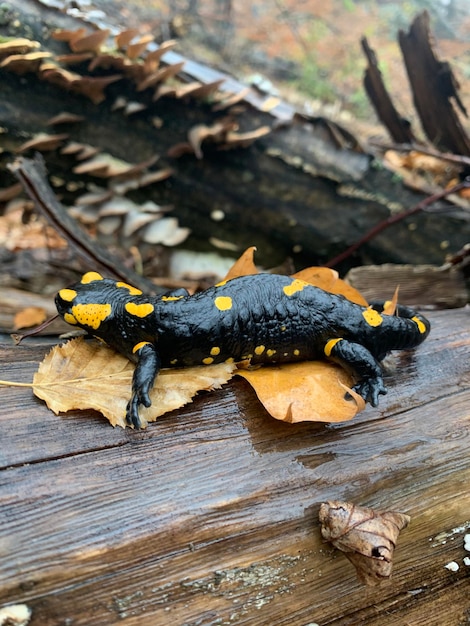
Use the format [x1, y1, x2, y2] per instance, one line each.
[55, 290, 74, 316]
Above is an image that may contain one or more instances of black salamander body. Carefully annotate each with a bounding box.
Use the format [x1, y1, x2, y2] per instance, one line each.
[55, 271, 430, 428]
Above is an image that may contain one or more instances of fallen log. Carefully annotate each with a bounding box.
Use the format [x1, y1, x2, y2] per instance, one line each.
[0, 0, 469, 279]
[0, 305, 469, 625]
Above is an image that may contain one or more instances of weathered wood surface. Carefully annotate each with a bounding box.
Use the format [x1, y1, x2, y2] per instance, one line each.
[0, 307, 469, 625]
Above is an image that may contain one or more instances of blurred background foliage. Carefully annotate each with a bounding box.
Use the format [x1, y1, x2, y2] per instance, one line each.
[116, 0, 470, 128]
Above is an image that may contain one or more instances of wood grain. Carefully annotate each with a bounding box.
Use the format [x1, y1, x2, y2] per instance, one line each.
[0, 308, 469, 625]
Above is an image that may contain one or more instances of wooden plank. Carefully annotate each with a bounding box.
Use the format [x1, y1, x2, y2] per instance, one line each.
[0, 308, 469, 625]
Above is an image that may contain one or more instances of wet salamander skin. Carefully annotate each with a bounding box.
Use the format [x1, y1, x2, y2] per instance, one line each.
[55, 271, 431, 428]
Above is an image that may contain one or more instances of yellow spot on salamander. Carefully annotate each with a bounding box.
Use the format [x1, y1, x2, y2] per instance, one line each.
[254, 345, 265, 355]
[362, 309, 383, 327]
[210, 347, 221, 356]
[116, 281, 142, 296]
[225, 357, 235, 364]
[58, 288, 77, 302]
[125, 302, 154, 318]
[132, 341, 151, 354]
[161, 295, 184, 302]
[412, 315, 427, 334]
[280, 325, 286, 332]
[283, 278, 309, 297]
[214, 296, 232, 311]
[266, 349, 276, 357]
[64, 312, 77, 325]
[324, 338, 343, 357]
[81, 271, 104, 284]
[170, 358, 178, 365]
[202, 357, 214, 365]
[71, 303, 111, 330]
[293, 349, 300, 356]
[215, 280, 228, 287]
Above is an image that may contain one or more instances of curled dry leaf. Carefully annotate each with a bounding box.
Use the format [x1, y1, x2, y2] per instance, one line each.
[33, 338, 236, 428]
[319, 500, 411, 586]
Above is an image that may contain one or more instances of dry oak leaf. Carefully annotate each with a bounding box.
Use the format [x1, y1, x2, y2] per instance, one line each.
[34, 338, 236, 428]
[319, 500, 411, 586]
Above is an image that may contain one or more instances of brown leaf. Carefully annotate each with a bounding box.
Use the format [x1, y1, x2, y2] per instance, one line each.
[223, 246, 258, 280]
[382, 286, 399, 315]
[14, 307, 47, 330]
[33, 338, 235, 428]
[319, 500, 411, 586]
[237, 363, 363, 423]
[292, 266, 339, 290]
[293, 267, 368, 305]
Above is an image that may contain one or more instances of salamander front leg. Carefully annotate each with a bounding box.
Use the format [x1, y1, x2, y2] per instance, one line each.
[324, 338, 387, 407]
[126, 341, 161, 428]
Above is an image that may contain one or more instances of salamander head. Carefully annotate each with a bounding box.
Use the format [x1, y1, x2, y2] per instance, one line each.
[56, 272, 125, 331]
[55, 272, 156, 356]
[362, 302, 431, 359]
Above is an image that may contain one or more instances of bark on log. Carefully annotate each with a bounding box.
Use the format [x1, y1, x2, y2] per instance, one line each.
[361, 37, 416, 145]
[398, 12, 470, 155]
[0, 0, 469, 276]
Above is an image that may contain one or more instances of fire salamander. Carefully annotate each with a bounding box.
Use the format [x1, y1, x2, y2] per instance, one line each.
[55, 271, 430, 428]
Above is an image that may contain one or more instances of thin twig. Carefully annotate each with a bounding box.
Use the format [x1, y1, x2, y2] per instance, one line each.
[11, 314, 59, 344]
[325, 178, 470, 268]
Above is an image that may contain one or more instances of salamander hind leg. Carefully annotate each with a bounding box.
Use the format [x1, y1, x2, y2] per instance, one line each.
[126, 342, 161, 428]
[324, 338, 386, 407]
